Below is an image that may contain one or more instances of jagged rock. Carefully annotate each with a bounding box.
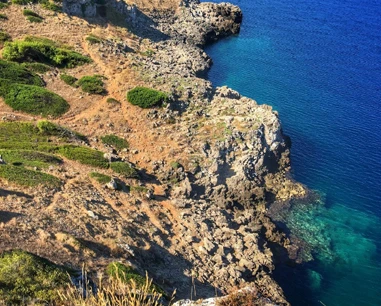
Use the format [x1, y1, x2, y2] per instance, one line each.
[105, 178, 118, 190]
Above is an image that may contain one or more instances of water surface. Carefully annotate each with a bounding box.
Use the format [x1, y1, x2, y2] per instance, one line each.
[204, 0, 381, 305]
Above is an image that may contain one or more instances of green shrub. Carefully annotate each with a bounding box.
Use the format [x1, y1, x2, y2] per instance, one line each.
[41, 1, 62, 12]
[106, 262, 164, 294]
[23, 9, 41, 17]
[110, 161, 137, 178]
[127, 86, 168, 108]
[106, 97, 121, 105]
[86, 34, 102, 45]
[0, 13, 7, 19]
[0, 31, 10, 44]
[37, 120, 87, 142]
[101, 134, 129, 151]
[0, 149, 62, 168]
[0, 59, 44, 86]
[11, 0, 30, 4]
[58, 145, 109, 168]
[89, 172, 112, 184]
[4, 84, 69, 117]
[21, 62, 52, 73]
[60, 73, 78, 86]
[0, 164, 61, 186]
[2, 37, 92, 68]
[0, 250, 69, 304]
[27, 15, 43, 22]
[76, 75, 106, 94]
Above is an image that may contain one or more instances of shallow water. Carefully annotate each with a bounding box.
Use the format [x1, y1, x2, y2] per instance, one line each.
[203, 0, 381, 305]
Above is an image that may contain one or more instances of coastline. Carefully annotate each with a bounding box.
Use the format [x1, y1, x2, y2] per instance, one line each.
[0, 0, 313, 304]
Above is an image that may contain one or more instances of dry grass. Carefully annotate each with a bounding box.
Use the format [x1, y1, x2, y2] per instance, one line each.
[59, 271, 169, 306]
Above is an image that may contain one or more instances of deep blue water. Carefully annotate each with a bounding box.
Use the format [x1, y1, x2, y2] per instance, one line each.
[203, 0, 381, 305]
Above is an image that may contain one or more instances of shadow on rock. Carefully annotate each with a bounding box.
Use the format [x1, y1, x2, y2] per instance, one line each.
[63, 0, 169, 42]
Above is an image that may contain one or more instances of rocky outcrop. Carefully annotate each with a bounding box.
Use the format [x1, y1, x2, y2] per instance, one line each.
[158, 0, 243, 46]
[125, 1, 306, 303]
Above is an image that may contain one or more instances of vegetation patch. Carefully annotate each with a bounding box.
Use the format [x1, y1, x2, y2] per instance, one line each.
[4, 84, 69, 117]
[27, 15, 43, 22]
[0, 250, 69, 304]
[106, 262, 164, 294]
[37, 120, 87, 142]
[0, 149, 62, 168]
[86, 34, 103, 45]
[0, 59, 44, 86]
[127, 86, 168, 108]
[2, 36, 92, 68]
[106, 97, 121, 105]
[60, 73, 78, 86]
[21, 62, 52, 73]
[0, 31, 10, 45]
[0, 164, 61, 187]
[101, 134, 129, 151]
[76, 75, 106, 95]
[89, 172, 112, 184]
[23, 9, 41, 17]
[0, 13, 7, 19]
[110, 162, 137, 178]
[41, 1, 62, 12]
[58, 145, 109, 168]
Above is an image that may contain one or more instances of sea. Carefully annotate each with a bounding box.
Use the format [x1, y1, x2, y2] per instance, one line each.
[202, 0, 381, 305]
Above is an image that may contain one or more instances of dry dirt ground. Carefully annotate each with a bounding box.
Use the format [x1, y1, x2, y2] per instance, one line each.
[0, 2, 209, 298]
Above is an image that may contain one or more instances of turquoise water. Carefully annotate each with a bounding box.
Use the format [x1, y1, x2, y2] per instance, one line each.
[203, 0, 381, 305]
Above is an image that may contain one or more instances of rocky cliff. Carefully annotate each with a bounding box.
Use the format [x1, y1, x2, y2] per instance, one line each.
[0, 0, 306, 304]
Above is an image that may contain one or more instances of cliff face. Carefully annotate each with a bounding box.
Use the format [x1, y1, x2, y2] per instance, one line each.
[126, 2, 305, 304]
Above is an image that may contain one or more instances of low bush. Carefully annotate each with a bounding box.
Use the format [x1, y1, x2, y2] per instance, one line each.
[76, 75, 106, 94]
[58, 145, 109, 168]
[41, 1, 62, 12]
[2, 37, 92, 68]
[0, 250, 69, 304]
[4, 84, 69, 117]
[110, 161, 137, 178]
[0, 31, 10, 44]
[106, 97, 121, 105]
[0, 164, 61, 186]
[21, 62, 52, 73]
[23, 9, 41, 17]
[86, 34, 102, 45]
[27, 15, 43, 22]
[101, 134, 129, 150]
[89, 172, 112, 184]
[106, 262, 164, 294]
[0, 149, 62, 168]
[0, 59, 44, 86]
[37, 120, 87, 142]
[60, 73, 78, 86]
[0, 13, 7, 19]
[127, 87, 168, 108]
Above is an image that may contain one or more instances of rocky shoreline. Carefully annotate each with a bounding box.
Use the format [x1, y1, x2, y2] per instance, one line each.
[0, 0, 309, 304]
[119, 1, 307, 304]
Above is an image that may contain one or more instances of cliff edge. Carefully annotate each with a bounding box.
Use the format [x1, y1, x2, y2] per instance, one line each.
[0, 0, 306, 304]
